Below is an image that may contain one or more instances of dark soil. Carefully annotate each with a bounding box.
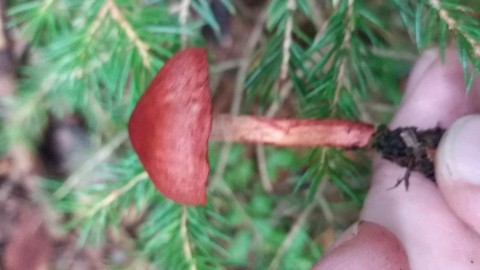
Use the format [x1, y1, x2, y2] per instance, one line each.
[371, 125, 445, 186]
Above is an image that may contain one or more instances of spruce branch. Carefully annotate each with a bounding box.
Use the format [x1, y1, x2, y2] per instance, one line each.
[5, 75, 55, 146]
[331, 0, 354, 112]
[279, 0, 295, 84]
[95, 0, 151, 69]
[82, 171, 148, 219]
[256, 0, 296, 193]
[181, 206, 198, 270]
[54, 131, 128, 199]
[428, 0, 480, 59]
[179, 0, 191, 48]
[139, 203, 229, 268]
[305, 148, 327, 201]
[87, 0, 110, 37]
[393, 0, 480, 88]
[297, 0, 373, 205]
[39, 0, 54, 13]
[10, 77, 51, 125]
[256, 144, 273, 192]
[265, 0, 297, 117]
[267, 202, 315, 270]
[214, 181, 262, 239]
[315, 179, 335, 225]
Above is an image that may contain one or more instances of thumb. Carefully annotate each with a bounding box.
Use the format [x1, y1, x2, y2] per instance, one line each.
[311, 222, 409, 270]
[436, 115, 480, 234]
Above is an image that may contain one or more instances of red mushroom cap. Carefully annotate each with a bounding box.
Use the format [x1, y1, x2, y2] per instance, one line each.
[128, 48, 212, 205]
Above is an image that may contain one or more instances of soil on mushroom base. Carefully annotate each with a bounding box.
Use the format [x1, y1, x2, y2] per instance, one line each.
[371, 125, 445, 185]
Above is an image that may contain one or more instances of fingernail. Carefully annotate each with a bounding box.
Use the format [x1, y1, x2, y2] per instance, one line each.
[312, 222, 409, 270]
[327, 221, 362, 252]
[436, 115, 480, 184]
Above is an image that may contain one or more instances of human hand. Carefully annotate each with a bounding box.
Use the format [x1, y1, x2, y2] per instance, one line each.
[313, 48, 480, 270]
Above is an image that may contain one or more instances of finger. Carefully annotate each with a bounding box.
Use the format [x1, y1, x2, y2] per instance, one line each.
[312, 221, 409, 270]
[364, 161, 480, 269]
[361, 48, 480, 269]
[390, 48, 480, 129]
[436, 115, 480, 234]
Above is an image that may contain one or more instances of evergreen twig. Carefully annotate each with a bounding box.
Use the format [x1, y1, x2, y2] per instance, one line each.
[83, 171, 148, 219]
[267, 203, 315, 270]
[428, 0, 480, 59]
[179, 0, 191, 48]
[54, 131, 128, 199]
[256, 0, 297, 193]
[181, 206, 197, 270]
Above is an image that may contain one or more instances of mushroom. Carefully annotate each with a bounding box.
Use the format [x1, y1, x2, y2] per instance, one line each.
[128, 47, 376, 205]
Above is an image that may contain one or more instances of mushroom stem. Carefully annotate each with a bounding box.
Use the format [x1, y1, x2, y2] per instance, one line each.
[210, 114, 375, 148]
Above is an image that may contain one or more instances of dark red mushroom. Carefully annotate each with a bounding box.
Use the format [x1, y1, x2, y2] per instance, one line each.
[129, 47, 375, 206]
[128, 48, 212, 205]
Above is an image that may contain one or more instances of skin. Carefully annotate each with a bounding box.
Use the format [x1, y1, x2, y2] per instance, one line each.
[313, 48, 480, 270]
